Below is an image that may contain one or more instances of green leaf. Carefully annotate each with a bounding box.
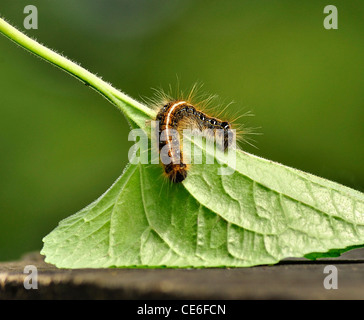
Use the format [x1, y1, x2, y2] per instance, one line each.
[41, 139, 364, 268]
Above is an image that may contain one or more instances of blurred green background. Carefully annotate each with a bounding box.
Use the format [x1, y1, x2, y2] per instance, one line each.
[0, 0, 363, 261]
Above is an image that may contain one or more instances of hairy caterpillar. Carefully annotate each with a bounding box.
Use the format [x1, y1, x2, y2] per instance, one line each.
[146, 85, 257, 183]
[156, 100, 232, 182]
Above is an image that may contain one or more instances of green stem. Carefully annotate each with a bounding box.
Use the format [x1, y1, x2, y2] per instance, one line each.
[0, 17, 156, 122]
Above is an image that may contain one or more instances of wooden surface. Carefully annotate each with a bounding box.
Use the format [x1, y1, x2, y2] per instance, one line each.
[1, 249, 364, 299]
